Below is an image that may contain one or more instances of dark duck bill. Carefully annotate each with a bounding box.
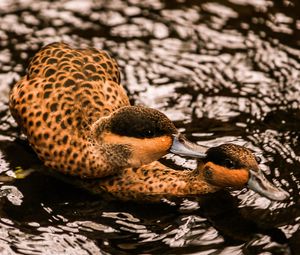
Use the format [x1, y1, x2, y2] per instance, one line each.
[170, 134, 207, 158]
[248, 169, 289, 201]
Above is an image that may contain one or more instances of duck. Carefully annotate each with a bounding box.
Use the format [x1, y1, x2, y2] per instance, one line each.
[9, 42, 289, 202]
[9, 42, 205, 179]
[68, 143, 289, 202]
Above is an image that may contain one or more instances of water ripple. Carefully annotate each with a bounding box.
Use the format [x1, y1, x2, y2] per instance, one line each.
[0, 0, 299, 254]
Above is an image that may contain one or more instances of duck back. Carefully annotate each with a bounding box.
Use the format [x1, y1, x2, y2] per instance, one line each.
[9, 43, 130, 177]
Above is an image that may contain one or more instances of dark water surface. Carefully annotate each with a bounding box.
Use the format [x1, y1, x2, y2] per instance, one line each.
[0, 0, 300, 254]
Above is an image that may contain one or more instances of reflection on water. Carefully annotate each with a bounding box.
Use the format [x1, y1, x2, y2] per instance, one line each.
[0, 0, 299, 254]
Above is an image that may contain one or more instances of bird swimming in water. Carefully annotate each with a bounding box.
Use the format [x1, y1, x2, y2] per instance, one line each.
[9, 42, 289, 202]
[75, 143, 289, 202]
[9, 42, 205, 179]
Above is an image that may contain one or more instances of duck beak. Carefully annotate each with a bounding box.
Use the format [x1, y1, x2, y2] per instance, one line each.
[247, 169, 289, 201]
[170, 134, 207, 158]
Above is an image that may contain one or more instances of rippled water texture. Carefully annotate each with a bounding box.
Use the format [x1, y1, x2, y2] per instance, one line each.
[0, 0, 299, 254]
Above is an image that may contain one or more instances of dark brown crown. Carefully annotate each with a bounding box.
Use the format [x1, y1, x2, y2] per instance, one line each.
[108, 106, 177, 138]
[205, 144, 259, 170]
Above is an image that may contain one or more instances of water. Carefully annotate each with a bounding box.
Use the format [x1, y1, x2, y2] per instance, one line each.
[0, 0, 299, 254]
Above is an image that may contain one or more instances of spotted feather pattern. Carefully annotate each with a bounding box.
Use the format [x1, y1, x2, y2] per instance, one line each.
[10, 42, 129, 177]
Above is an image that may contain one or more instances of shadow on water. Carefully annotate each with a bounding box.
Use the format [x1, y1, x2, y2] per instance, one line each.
[0, 0, 299, 254]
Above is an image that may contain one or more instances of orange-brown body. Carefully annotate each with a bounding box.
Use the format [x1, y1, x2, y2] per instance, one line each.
[68, 144, 287, 202]
[10, 43, 130, 178]
[10, 43, 180, 179]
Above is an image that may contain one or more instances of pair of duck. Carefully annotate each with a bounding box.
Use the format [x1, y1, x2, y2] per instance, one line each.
[9, 43, 288, 202]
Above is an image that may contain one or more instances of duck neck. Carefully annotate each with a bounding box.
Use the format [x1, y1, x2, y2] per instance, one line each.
[68, 117, 132, 178]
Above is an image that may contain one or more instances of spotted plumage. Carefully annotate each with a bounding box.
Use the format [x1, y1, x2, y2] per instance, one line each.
[91, 144, 255, 200]
[10, 43, 133, 178]
[10, 43, 288, 202]
[55, 144, 288, 202]
[10, 42, 205, 180]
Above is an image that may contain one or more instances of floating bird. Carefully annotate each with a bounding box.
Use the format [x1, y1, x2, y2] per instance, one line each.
[77, 143, 289, 202]
[9, 43, 288, 202]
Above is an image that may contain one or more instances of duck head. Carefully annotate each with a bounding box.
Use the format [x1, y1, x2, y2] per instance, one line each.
[197, 144, 289, 201]
[91, 106, 206, 169]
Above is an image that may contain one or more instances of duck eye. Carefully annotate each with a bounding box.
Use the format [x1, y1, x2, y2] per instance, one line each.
[146, 130, 154, 137]
[224, 158, 235, 169]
